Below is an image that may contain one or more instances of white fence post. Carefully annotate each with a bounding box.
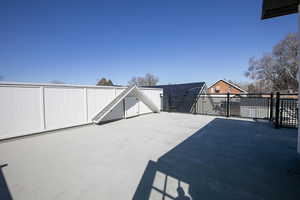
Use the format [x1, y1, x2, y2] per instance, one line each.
[40, 86, 46, 130]
[83, 88, 88, 123]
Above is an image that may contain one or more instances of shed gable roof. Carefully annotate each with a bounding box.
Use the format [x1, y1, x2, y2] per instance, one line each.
[147, 82, 206, 96]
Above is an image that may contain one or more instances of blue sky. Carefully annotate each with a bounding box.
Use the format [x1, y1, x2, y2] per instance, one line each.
[0, 0, 297, 86]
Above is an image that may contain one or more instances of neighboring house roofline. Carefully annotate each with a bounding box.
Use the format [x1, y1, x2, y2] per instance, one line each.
[208, 80, 248, 93]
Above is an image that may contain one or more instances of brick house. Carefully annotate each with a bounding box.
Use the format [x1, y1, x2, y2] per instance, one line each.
[208, 80, 247, 94]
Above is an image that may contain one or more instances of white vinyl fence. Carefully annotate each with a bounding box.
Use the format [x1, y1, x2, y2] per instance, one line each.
[0, 82, 162, 139]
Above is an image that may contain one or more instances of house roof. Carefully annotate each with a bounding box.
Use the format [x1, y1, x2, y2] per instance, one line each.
[208, 80, 247, 93]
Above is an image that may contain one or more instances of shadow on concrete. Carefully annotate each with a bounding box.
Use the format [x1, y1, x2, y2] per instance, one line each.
[0, 164, 13, 200]
[133, 118, 300, 200]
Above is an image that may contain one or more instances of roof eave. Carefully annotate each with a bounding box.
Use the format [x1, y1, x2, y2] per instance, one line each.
[261, 0, 298, 19]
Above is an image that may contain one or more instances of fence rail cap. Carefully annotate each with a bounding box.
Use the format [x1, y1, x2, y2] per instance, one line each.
[0, 81, 163, 91]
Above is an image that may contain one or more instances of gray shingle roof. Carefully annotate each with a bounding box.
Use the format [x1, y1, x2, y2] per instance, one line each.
[148, 82, 205, 96]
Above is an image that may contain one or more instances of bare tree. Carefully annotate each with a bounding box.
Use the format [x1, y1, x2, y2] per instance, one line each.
[244, 81, 269, 93]
[227, 80, 267, 93]
[227, 80, 249, 91]
[128, 77, 138, 86]
[245, 33, 298, 92]
[128, 73, 159, 86]
[144, 73, 159, 86]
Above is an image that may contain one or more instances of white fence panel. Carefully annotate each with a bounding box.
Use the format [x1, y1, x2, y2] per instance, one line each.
[0, 86, 42, 137]
[44, 87, 86, 130]
[115, 88, 125, 96]
[87, 88, 116, 122]
[0, 83, 163, 139]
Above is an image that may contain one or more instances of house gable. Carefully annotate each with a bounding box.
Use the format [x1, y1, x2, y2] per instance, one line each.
[208, 80, 247, 94]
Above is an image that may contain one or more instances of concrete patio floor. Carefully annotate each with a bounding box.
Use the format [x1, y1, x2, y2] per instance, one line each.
[0, 113, 299, 200]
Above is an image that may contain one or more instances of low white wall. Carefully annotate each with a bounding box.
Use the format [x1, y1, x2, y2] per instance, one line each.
[86, 88, 116, 122]
[0, 82, 162, 139]
[0, 86, 42, 136]
[44, 87, 86, 130]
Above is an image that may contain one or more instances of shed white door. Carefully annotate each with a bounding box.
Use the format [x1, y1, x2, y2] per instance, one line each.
[125, 97, 139, 118]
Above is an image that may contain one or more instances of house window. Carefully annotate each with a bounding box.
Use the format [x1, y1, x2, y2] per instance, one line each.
[215, 86, 220, 93]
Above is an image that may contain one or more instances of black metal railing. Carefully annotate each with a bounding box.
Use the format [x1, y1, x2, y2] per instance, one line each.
[163, 92, 298, 128]
[274, 92, 298, 128]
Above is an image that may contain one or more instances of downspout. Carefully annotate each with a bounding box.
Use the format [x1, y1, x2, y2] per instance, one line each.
[297, 3, 300, 154]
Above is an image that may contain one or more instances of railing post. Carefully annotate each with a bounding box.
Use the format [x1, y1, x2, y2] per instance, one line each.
[123, 99, 126, 119]
[226, 93, 230, 117]
[160, 93, 163, 111]
[275, 92, 280, 128]
[40, 86, 46, 130]
[270, 93, 274, 121]
[193, 94, 198, 114]
[168, 95, 171, 112]
[280, 100, 284, 126]
[83, 88, 88, 123]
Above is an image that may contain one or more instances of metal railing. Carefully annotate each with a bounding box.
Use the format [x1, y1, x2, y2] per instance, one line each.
[274, 92, 298, 128]
[163, 92, 298, 128]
